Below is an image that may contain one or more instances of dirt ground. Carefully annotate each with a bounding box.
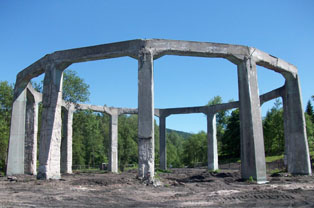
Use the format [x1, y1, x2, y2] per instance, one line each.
[1, 167, 314, 208]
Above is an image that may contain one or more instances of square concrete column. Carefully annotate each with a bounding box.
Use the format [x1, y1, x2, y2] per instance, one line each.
[24, 89, 39, 175]
[237, 58, 267, 182]
[282, 74, 311, 175]
[159, 116, 166, 170]
[61, 106, 74, 174]
[7, 84, 27, 175]
[109, 111, 118, 173]
[37, 64, 64, 180]
[207, 113, 218, 171]
[138, 49, 155, 181]
[282, 94, 289, 167]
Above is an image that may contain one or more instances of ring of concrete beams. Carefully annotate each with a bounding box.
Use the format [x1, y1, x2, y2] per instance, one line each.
[15, 39, 297, 88]
[10, 39, 310, 181]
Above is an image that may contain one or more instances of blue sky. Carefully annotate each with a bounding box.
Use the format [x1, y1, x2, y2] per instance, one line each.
[1, 1, 313, 133]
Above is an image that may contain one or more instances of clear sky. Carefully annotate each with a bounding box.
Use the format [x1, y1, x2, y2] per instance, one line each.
[1, 0, 313, 133]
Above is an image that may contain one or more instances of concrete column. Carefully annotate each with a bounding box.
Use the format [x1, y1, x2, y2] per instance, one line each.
[24, 89, 39, 175]
[207, 113, 218, 171]
[109, 111, 118, 173]
[37, 63, 64, 180]
[237, 58, 267, 183]
[7, 84, 27, 175]
[61, 106, 74, 174]
[282, 74, 311, 175]
[159, 116, 166, 170]
[138, 49, 155, 181]
[282, 93, 289, 167]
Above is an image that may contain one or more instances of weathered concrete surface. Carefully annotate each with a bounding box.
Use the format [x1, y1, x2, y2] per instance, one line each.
[159, 116, 167, 170]
[24, 88, 39, 175]
[37, 63, 64, 180]
[15, 39, 297, 91]
[282, 74, 312, 175]
[138, 49, 154, 180]
[207, 113, 218, 171]
[61, 104, 74, 174]
[109, 110, 118, 173]
[7, 85, 27, 175]
[8, 39, 310, 183]
[237, 58, 266, 182]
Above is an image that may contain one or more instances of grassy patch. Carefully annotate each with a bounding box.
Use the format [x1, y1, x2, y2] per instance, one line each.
[265, 155, 284, 163]
[208, 169, 220, 173]
[73, 169, 108, 174]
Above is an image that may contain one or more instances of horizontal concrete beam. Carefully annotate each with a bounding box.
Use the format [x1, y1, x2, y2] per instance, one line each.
[25, 84, 284, 119]
[158, 87, 284, 118]
[16, 39, 297, 88]
[146, 39, 249, 62]
[252, 48, 298, 77]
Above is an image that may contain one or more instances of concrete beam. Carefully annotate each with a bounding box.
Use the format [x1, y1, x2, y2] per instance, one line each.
[207, 113, 218, 171]
[15, 39, 297, 90]
[252, 48, 298, 76]
[146, 39, 249, 62]
[109, 110, 118, 173]
[37, 62, 65, 180]
[7, 84, 28, 175]
[159, 116, 166, 170]
[61, 105, 74, 174]
[138, 49, 155, 181]
[283, 74, 311, 175]
[24, 88, 39, 175]
[237, 58, 267, 183]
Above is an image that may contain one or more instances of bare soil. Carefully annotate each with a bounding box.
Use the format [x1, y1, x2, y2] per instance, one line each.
[1, 168, 314, 207]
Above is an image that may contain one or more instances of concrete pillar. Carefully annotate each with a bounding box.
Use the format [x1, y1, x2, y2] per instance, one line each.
[109, 111, 118, 173]
[282, 93, 289, 167]
[138, 49, 155, 181]
[7, 84, 27, 175]
[237, 58, 267, 183]
[282, 74, 311, 175]
[24, 89, 39, 175]
[159, 116, 166, 170]
[61, 106, 74, 174]
[37, 63, 64, 180]
[207, 113, 218, 171]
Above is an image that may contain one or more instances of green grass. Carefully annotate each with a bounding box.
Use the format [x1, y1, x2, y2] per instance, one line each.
[73, 168, 108, 174]
[265, 155, 284, 163]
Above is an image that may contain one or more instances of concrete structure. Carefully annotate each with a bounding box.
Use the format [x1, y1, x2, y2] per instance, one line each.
[156, 86, 285, 172]
[6, 39, 311, 183]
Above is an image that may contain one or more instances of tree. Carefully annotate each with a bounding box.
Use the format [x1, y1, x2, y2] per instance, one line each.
[263, 99, 284, 156]
[183, 131, 207, 167]
[118, 115, 138, 170]
[62, 69, 90, 103]
[220, 109, 240, 158]
[306, 100, 314, 123]
[0, 81, 13, 174]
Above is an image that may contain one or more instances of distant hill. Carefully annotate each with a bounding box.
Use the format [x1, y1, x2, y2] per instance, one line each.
[166, 128, 193, 139]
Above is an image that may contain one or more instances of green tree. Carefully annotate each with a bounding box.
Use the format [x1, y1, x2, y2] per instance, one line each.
[62, 69, 90, 103]
[263, 99, 284, 156]
[166, 131, 183, 167]
[0, 81, 13, 174]
[306, 100, 314, 123]
[183, 131, 207, 167]
[118, 115, 138, 170]
[220, 109, 240, 158]
[305, 113, 314, 152]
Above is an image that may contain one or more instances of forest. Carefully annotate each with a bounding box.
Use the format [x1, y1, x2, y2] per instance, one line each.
[0, 70, 313, 174]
